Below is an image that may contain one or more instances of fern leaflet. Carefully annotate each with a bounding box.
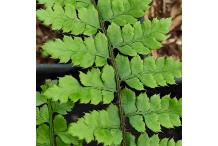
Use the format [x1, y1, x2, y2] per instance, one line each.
[126, 133, 182, 146]
[68, 104, 122, 145]
[121, 88, 182, 133]
[37, 1, 100, 35]
[97, 0, 151, 26]
[116, 54, 181, 89]
[42, 32, 109, 68]
[44, 65, 116, 104]
[107, 19, 171, 56]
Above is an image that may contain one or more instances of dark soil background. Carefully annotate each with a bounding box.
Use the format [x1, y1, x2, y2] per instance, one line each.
[36, 0, 182, 145]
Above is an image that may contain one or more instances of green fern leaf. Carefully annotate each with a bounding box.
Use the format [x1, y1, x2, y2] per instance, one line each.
[68, 104, 122, 145]
[57, 132, 82, 146]
[54, 115, 68, 133]
[56, 137, 70, 146]
[37, 82, 75, 115]
[129, 115, 145, 132]
[126, 133, 137, 146]
[52, 102, 74, 115]
[126, 133, 182, 146]
[40, 79, 58, 92]
[97, 0, 151, 26]
[121, 88, 182, 133]
[41, 32, 109, 68]
[54, 115, 83, 146]
[36, 91, 47, 106]
[37, 2, 100, 35]
[116, 54, 181, 89]
[43, 75, 81, 103]
[37, 124, 50, 146]
[37, 0, 182, 144]
[37, 0, 65, 7]
[44, 65, 116, 104]
[36, 105, 49, 125]
[107, 19, 171, 56]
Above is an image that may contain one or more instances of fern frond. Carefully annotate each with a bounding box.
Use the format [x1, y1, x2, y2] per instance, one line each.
[44, 65, 116, 104]
[37, 1, 100, 35]
[126, 133, 182, 146]
[121, 88, 182, 133]
[107, 19, 171, 56]
[68, 104, 122, 145]
[116, 54, 181, 89]
[97, 0, 151, 26]
[37, 0, 182, 144]
[42, 32, 109, 68]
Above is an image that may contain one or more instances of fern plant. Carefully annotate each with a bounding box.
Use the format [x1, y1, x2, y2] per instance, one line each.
[36, 0, 182, 146]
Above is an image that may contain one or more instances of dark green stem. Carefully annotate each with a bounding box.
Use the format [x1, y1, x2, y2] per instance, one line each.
[91, 1, 127, 146]
[108, 45, 127, 146]
[48, 100, 55, 146]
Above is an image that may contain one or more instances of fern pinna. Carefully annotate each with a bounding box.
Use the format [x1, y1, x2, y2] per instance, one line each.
[36, 0, 182, 146]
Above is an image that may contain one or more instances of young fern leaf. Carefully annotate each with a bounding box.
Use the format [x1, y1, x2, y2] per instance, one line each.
[116, 54, 181, 89]
[41, 32, 109, 68]
[97, 0, 151, 26]
[68, 104, 122, 146]
[126, 133, 182, 146]
[37, 1, 100, 35]
[121, 88, 182, 133]
[44, 65, 116, 104]
[107, 19, 171, 56]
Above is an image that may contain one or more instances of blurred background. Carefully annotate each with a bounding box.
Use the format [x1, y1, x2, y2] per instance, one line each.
[36, 0, 182, 63]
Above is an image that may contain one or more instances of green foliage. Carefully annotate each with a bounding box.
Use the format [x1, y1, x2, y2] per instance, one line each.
[36, 82, 81, 146]
[37, 124, 50, 146]
[52, 102, 75, 115]
[121, 88, 182, 133]
[37, 0, 99, 35]
[36, 105, 49, 125]
[126, 133, 182, 146]
[97, 0, 151, 26]
[116, 54, 182, 89]
[36, 91, 47, 106]
[37, 0, 92, 8]
[68, 104, 122, 145]
[37, 0, 182, 145]
[42, 32, 109, 67]
[44, 65, 116, 104]
[107, 19, 171, 56]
